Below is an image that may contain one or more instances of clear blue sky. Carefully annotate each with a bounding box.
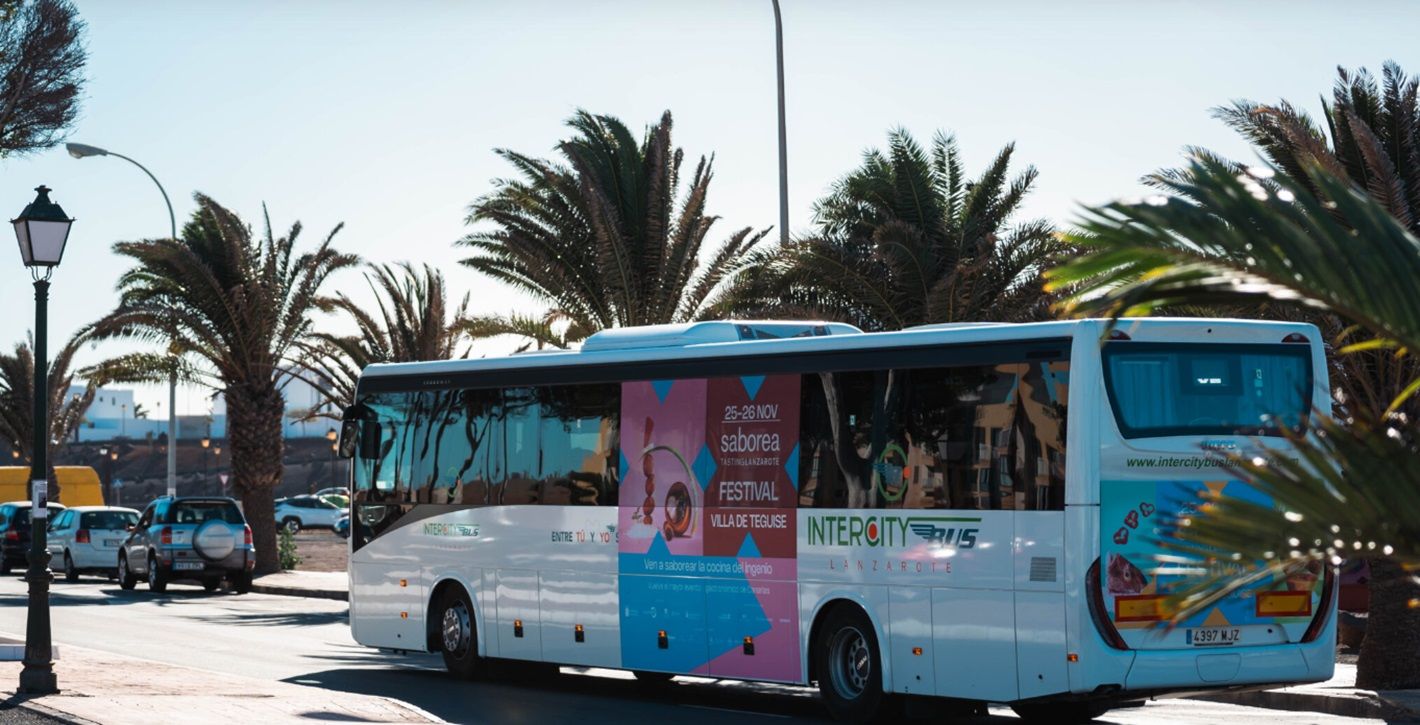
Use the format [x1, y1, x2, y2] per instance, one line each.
[1, 0, 1415, 416]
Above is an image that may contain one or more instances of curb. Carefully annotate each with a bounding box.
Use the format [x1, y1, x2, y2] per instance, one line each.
[1196, 687, 1420, 721]
[13, 698, 101, 725]
[249, 583, 347, 601]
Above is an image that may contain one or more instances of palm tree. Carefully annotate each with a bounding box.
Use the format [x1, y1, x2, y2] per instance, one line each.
[1128, 61, 1420, 687]
[0, 332, 94, 496]
[1050, 157, 1420, 689]
[714, 130, 1064, 330]
[1149, 61, 1420, 422]
[298, 261, 472, 415]
[88, 194, 357, 574]
[458, 109, 770, 346]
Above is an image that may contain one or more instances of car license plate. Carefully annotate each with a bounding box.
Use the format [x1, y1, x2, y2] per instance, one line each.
[173, 561, 204, 571]
[104, 539, 120, 547]
[1187, 627, 1241, 646]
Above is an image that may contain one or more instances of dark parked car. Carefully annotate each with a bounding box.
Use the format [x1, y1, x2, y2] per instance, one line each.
[0, 501, 67, 574]
[118, 496, 254, 594]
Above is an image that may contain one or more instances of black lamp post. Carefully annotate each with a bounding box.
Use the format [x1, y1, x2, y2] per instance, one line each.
[12, 185, 72, 694]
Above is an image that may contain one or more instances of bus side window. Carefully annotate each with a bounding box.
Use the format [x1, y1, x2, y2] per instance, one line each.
[500, 388, 542, 506]
[539, 384, 619, 506]
[799, 371, 879, 509]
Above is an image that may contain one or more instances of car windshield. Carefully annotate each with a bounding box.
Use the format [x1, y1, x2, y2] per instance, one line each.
[7, 506, 65, 529]
[162, 501, 243, 525]
[1103, 342, 1312, 438]
[82, 510, 138, 530]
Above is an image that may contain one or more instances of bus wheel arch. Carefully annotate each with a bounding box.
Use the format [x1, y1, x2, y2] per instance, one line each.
[809, 598, 889, 721]
[427, 578, 486, 679]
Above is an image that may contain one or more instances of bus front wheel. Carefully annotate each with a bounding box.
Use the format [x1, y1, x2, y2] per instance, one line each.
[814, 605, 885, 721]
[435, 585, 484, 679]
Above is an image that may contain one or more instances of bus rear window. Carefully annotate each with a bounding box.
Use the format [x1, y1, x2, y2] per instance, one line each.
[1103, 342, 1311, 438]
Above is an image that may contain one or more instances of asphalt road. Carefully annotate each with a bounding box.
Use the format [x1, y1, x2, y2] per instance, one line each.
[0, 574, 1383, 724]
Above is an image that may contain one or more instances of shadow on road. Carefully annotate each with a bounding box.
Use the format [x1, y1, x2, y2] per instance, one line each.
[285, 661, 835, 724]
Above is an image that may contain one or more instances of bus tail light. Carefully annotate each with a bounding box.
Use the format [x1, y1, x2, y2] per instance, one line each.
[160, 526, 172, 545]
[75, 529, 90, 544]
[1086, 559, 1130, 650]
[1301, 566, 1336, 643]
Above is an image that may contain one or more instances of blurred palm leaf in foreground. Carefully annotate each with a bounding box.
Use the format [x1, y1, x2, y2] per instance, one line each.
[1048, 158, 1420, 619]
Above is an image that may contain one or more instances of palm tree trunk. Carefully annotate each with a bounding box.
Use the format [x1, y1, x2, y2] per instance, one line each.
[226, 382, 285, 575]
[1356, 557, 1420, 689]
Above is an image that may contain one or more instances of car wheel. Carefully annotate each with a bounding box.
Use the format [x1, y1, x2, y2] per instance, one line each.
[202, 578, 220, 593]
[63, 551, 78, 582]
[0, 558, 11, 575]
[117, 554, 137, 590]
[147, 554, 168, 592]
[232, 571, 252, 595]
[282, 517, 301, 534]
[815, 605, 886, 722]
[435, 585, 485, 679]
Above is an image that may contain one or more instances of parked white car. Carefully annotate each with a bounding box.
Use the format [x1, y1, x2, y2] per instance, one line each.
[48, 506, 140, 582]
[274, 496, 346, 533]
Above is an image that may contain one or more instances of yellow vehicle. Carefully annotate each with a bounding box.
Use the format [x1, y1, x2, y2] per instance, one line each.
[0, 466, 105, 506]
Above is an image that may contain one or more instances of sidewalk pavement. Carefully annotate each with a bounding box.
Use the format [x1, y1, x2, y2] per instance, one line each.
[1195, 663, 1420, 721]
[251, 570, 348, 601]
[1, 639, 441, 724]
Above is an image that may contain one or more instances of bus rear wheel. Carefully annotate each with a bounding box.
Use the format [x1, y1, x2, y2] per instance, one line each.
[814, 605, 884, 722]
[435, 585, 484, 679]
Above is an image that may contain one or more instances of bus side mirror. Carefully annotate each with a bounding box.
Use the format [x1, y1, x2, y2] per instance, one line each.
[338, 403, 382, 461]
[338, 418, 359, 459]
[358, 420, 383, 460]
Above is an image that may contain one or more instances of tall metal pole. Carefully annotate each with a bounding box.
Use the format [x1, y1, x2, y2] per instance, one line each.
[167, 367, 177, 497]
[20, 279, 56, 693]
[69, 148, 180, 498]
[772, 0, 789, 245]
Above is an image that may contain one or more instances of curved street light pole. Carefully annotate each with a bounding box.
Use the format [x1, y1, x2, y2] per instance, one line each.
[66, 144, 179, 498]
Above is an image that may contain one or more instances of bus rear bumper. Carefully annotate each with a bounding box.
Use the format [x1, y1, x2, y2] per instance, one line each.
[1123, 640, 1335, 691]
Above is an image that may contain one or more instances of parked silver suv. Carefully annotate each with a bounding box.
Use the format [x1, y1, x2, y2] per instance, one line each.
[118, 496, 255, 594]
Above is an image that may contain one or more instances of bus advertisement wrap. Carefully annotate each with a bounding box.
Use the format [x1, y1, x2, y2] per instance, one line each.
[618, 375, 802, 681]
[1100, 479, 1323, 638]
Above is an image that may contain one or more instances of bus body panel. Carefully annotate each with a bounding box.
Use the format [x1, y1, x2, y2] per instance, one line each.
[931, 586, 1017, 701]
[346, 317, 1337, 707]
[886, 585, 934, 694]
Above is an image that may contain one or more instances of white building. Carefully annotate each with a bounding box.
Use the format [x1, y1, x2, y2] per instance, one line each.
[72, 370, 336, 443]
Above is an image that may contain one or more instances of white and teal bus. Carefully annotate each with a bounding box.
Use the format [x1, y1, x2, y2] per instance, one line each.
[340, 318, 1336, 721]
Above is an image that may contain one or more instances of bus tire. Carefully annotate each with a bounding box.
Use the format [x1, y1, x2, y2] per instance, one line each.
[814, 604, 885, 722]
[1012, 701, 1111, 723]
[434, 585, 484, 679]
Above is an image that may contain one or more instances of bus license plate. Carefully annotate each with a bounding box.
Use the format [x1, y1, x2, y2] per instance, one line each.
[1187, 627, 1240, 646]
